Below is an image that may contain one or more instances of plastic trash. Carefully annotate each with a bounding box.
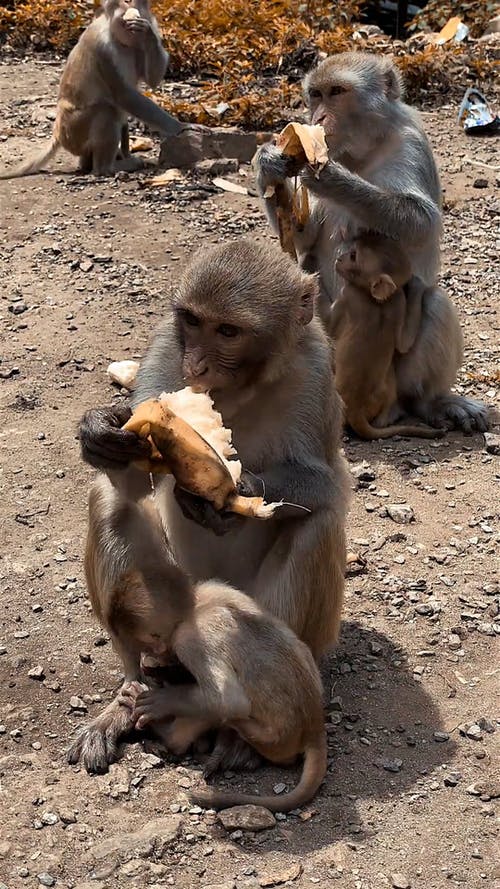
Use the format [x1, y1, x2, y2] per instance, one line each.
[458, 88, 500, 135]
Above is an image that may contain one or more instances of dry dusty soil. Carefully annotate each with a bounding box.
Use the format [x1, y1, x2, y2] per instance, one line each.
[0, 58, 499, 889]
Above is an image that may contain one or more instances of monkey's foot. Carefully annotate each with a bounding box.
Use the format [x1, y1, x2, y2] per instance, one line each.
[418, 395, 489, 434]
[114, 156, 145, 173]
[203, 729, 263, 779]
[67, 688, 137, 774]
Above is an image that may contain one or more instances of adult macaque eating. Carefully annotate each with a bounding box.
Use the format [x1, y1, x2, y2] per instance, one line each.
[77, 473, 327, 811]
[331, 232, 444, 440]
[0, 0, 190, 178]
[72, 238, 350, 774]
[255, 52, 488, 434]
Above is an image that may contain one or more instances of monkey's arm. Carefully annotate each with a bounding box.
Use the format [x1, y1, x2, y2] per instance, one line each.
[142, 20, 170, 88]
[95, 46, 182, 135]
[301, 161, 440, 243]
[396, 276, 425, 354]
[325, 299, 346, 338]
[258, 457, 342, 515]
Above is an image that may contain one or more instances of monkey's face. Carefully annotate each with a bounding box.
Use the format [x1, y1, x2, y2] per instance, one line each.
[304, 56, 397, 161]
[336, 245, 378, 290]
[175, 307, 258, 395]
[109, 0, 150, 47]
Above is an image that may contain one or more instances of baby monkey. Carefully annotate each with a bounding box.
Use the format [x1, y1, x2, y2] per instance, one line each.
[83, 474, 327, 812]
[330, 232, 444, 440]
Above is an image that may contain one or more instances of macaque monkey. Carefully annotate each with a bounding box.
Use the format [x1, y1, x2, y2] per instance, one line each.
[78, 473, 327, 811]
[72, 238, 350, 774]
[331, 233, 443, 440]
[0, 0, 186, 178]
[255, 52, 488, 433]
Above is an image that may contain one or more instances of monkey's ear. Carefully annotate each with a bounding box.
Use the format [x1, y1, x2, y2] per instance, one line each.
[371, 274, 397, 303]
[298, 278, 317, 325]
[381, 61, 402, 101]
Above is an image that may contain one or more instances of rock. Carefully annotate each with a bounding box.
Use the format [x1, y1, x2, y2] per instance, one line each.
[69, 696, 87, 712]
[159, 128, 272, 169]
[273, 782, 287, 794]
[433, 731, 450, 742]
[195, 158, 239, 176]
[37, 875, 56, 887]
[472, 178, 488, 189]
[483, 13, 500, 34]
[377, 757, 403, 773]
[28, 665, 45, 680]
[465, 724, 483, 741]
[391, 875, 411, 889]
[477, 717, 496, 733]
[41, 812, 59, 826]
[217, 805, 276, 831]
[386, 504, 414, 524]
[90, 816, 181, 860]
[260, 862, 303, 885]
[444, 772, 461, 787]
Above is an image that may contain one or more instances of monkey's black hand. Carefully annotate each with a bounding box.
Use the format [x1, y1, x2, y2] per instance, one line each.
[79, 403, 152, 471]
[255, 143, 304, 188]
[173, 485, 246, 536]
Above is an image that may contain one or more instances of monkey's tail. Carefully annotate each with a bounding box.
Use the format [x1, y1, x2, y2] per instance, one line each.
[190, 733, 327, 814]
[348, 411, 444, 440]
[0, 137, 60, 180]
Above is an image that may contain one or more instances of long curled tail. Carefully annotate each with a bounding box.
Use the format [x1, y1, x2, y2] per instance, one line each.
[0, 137, 60, 180]
[348, 410, 444, 440]
[190, 733, 327, 813]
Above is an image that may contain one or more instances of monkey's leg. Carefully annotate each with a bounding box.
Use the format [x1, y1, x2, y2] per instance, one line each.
[78, 153, 93, 174]
[158, 717, 213, 756]
[87, 109, 141, 176]
[252, 511, 345, 660]
[119, 123, 130, 159]
[67, 635, 140, 773]
[396, 289, 489, 433]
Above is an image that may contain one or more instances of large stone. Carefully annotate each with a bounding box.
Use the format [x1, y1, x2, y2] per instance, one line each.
[159, 128, 272, 169]
[217, 804, 276, 832]
[90, 815, 181, 861]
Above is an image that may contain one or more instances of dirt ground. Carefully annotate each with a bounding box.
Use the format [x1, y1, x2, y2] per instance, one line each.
[0, 58, 499, 889]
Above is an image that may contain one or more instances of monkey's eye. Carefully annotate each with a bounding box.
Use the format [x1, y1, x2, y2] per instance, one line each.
[308, 89, 322, 100]
[329, 85, 345, 97]
[349, 250, 356, 261]
[217, 323, 239, 338]
[181, 310, 199, 327]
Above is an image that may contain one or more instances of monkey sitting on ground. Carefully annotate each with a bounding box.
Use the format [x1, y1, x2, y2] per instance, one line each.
[255, 52, 488, 433]
[331, 232, 444, 440]
[0, 0, 197, 178]
[72, 238, 349, 775]
[79, 473, 327, 812]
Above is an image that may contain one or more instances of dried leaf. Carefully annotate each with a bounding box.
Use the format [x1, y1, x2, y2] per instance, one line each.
[213, 177, 248, 194]
[146, 168, 185, 186]
[130, 137, 154, 152]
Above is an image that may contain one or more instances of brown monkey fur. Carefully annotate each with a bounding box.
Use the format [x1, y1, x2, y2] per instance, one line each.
[331, 233, 443, 440]
[0, 0, 182, 179]
[73, 238, 349, 774]
[82, 474, 327, 811]
[255, 52, 488, 434]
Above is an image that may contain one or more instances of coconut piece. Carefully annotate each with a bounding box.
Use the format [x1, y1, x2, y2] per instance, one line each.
[276, 122, 328, 169]
[107, 360, 140, 389]
[123, 390, 281, 519]
[123, 6, 141, 20]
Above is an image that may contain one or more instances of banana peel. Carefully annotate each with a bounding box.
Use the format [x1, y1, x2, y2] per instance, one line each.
[270, 123, 327, 260]
[123, 398, 280, 519]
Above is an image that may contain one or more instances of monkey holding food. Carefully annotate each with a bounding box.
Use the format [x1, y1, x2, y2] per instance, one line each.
[74, 238, 349, 775]
[330, 232, 445, 440]
[78, 469, 327, 812]
[0, 0, 198, 178]
[255, 52, 488, 434]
